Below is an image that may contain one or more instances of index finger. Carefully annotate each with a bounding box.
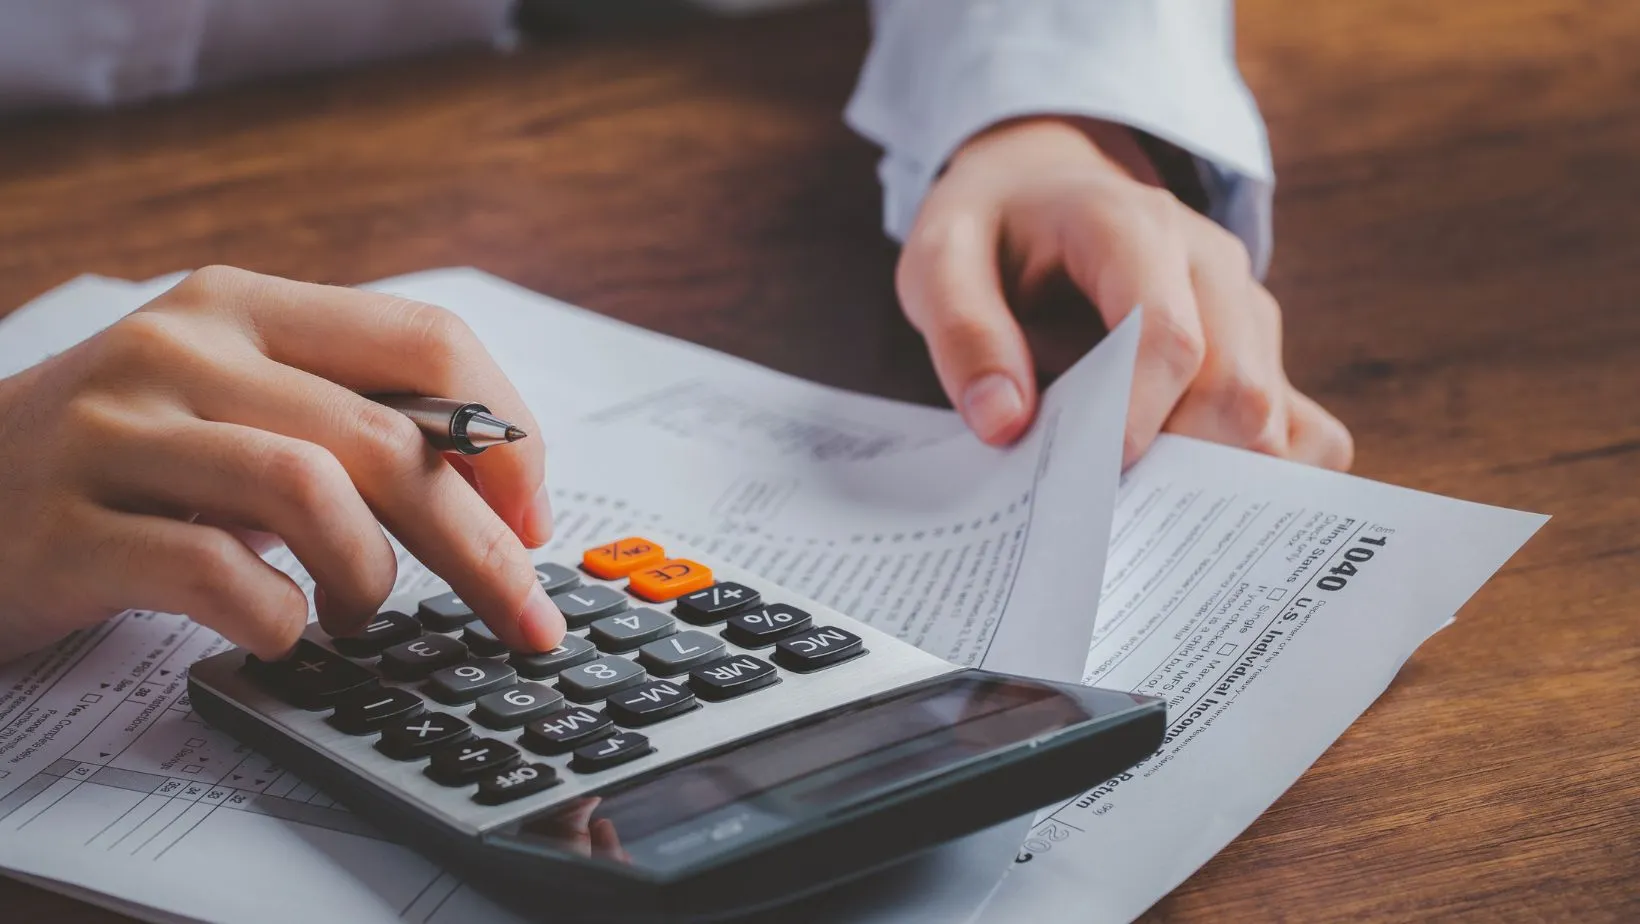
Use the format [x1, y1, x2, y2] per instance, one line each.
[1059, 202, 1206, 466]
[171, 267, 552, 547]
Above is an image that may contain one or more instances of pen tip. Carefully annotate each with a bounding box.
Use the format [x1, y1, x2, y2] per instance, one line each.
[505, 426, 528, 442]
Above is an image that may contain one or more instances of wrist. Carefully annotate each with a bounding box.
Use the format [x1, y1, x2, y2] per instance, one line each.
[949, 115, 1164, 188]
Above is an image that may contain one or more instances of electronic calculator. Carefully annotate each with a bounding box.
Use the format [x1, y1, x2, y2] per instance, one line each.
[188, 537, 1164, 923]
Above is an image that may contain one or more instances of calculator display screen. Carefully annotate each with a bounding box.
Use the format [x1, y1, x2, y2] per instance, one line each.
[514, 675, 1095, 873]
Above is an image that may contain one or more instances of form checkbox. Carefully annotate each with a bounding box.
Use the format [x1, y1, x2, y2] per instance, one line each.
[185, 737, 206, 748]
[1218, 643, 1239, 656]
[1267, 588, 1289, 601]
[182, 764, 203, 774]
[79, 693, 102, 704]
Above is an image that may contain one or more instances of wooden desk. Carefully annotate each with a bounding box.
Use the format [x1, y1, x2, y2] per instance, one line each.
[0, 1, 1635, 920]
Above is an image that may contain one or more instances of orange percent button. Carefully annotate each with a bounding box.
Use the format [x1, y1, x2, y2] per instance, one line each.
[628, 559, 715, 602]
[582, 537, 666, 579]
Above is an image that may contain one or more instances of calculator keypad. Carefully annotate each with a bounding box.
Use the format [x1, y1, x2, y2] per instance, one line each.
[605, 679, 697, 727]
[723, 604, 812, 647]
[476, 764, 560, 804]
[572, 732, 652, 773]
[534, 561, 582, 595]
[673, 582, 761, 624]
[582, 537, 665, 579]
[238, 536, 885, 809]
[247, 641, 374, 709]
[473, 683, 565, 729]
[427, 738, 521, 786]
[426, 659, 518, 705]
[461, 621, 510, 657]
[380, 634, 469, 681]
[551, 585, 629, 628]
[637, 631, 726, 676]
[328, 685, 424, 734]
[774, 626, 866, 672]
[557, 656, 646, 702]
[417, 591, 477, 632]
[689, 655, 780, 701]
[628, 559, 714, 602]
[331, 611, 422, 657]
[378, 712, 472, 760]
[523, 707, 612, 755]
[510, 634, 597, 679]
[587, 608, 676, 652]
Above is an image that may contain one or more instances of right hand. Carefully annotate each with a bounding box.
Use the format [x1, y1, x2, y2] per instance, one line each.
[0, 266, 564, 662]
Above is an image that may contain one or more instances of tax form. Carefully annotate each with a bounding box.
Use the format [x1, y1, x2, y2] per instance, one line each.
[0, 270, 1545, 923]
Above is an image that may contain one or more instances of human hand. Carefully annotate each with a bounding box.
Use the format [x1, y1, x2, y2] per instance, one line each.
[895, 117, 1353, 470]
[531, 797, 631, 864]
[0, 266, 563, 662]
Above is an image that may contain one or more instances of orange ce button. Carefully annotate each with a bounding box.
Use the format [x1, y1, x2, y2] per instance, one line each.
[628, 559, 715, 602]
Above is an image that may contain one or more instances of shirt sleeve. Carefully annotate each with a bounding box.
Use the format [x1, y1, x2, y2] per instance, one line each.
[844, 0, 1276, 275]
[0, 0, 514, 114]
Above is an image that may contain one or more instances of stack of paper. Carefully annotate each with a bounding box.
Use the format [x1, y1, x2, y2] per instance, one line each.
[0, 270, 1544, 923]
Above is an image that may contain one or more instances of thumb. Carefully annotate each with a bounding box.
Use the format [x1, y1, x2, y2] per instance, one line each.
[896, 213, 1037, 445]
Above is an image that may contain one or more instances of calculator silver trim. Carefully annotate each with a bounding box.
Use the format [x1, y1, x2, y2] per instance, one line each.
[187, 552, 957, 836]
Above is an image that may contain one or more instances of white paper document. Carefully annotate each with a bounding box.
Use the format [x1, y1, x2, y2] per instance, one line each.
[977, 436, 1545, 923]
[0, 270, 1544, 924]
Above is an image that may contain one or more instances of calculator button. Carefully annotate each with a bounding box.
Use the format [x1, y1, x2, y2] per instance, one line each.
[475, 763, 560, 805]
[331, 611, 421, 657]
[673, 582, 761, 624]
[588, 608, 676, 652]
[774, 626, 866, 672]
[426, 659, 518, 705]
[427, 738, 521, 786]
[461, 621, 510, 657]
[510, 634, 597, 679]
[606, 679, 698, 727]
[379, 634, 470, 681]
[551, 585, 629, 629]
[417, 591, 476, 631]
[581, 537, 666, 579]
[245, 641, 374, 710]
[472, 683, 565, 729]
[556, 656, 647, 702]
[627, 559, 714, 602]
[523, 706, 613, 755]
[636, 631, 726, 676]
[327, 685, 424, 734]
[377, 712, 472, 760]
[571, 732, 653, 773]
[535, 561, 582, 595]
[689, 655, 781, 701]
[722, 604, 812, 647]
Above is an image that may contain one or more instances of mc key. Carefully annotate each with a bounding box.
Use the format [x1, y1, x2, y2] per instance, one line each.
[773, 626, 865, 672]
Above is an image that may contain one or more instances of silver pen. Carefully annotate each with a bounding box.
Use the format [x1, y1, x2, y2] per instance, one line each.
[373, 396, 528, 455]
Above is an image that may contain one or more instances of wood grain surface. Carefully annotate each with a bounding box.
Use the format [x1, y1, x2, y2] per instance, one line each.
[0, 1, 1635, 920]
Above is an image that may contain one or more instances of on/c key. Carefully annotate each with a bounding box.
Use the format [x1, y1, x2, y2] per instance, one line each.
[582, 537, 666, 579]
[627, 559, 714, 602]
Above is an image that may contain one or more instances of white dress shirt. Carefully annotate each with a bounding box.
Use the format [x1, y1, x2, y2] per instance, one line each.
[0, 0, 1272, 270]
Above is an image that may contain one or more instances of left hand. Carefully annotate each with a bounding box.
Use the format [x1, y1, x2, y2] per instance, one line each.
[894, 116, 1352, 471]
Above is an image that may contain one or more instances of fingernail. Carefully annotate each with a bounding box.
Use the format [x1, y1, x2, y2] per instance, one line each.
[961, 373, 1025, 444]
[522, 485, 554, 549]
[517, 581, 565, 651]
